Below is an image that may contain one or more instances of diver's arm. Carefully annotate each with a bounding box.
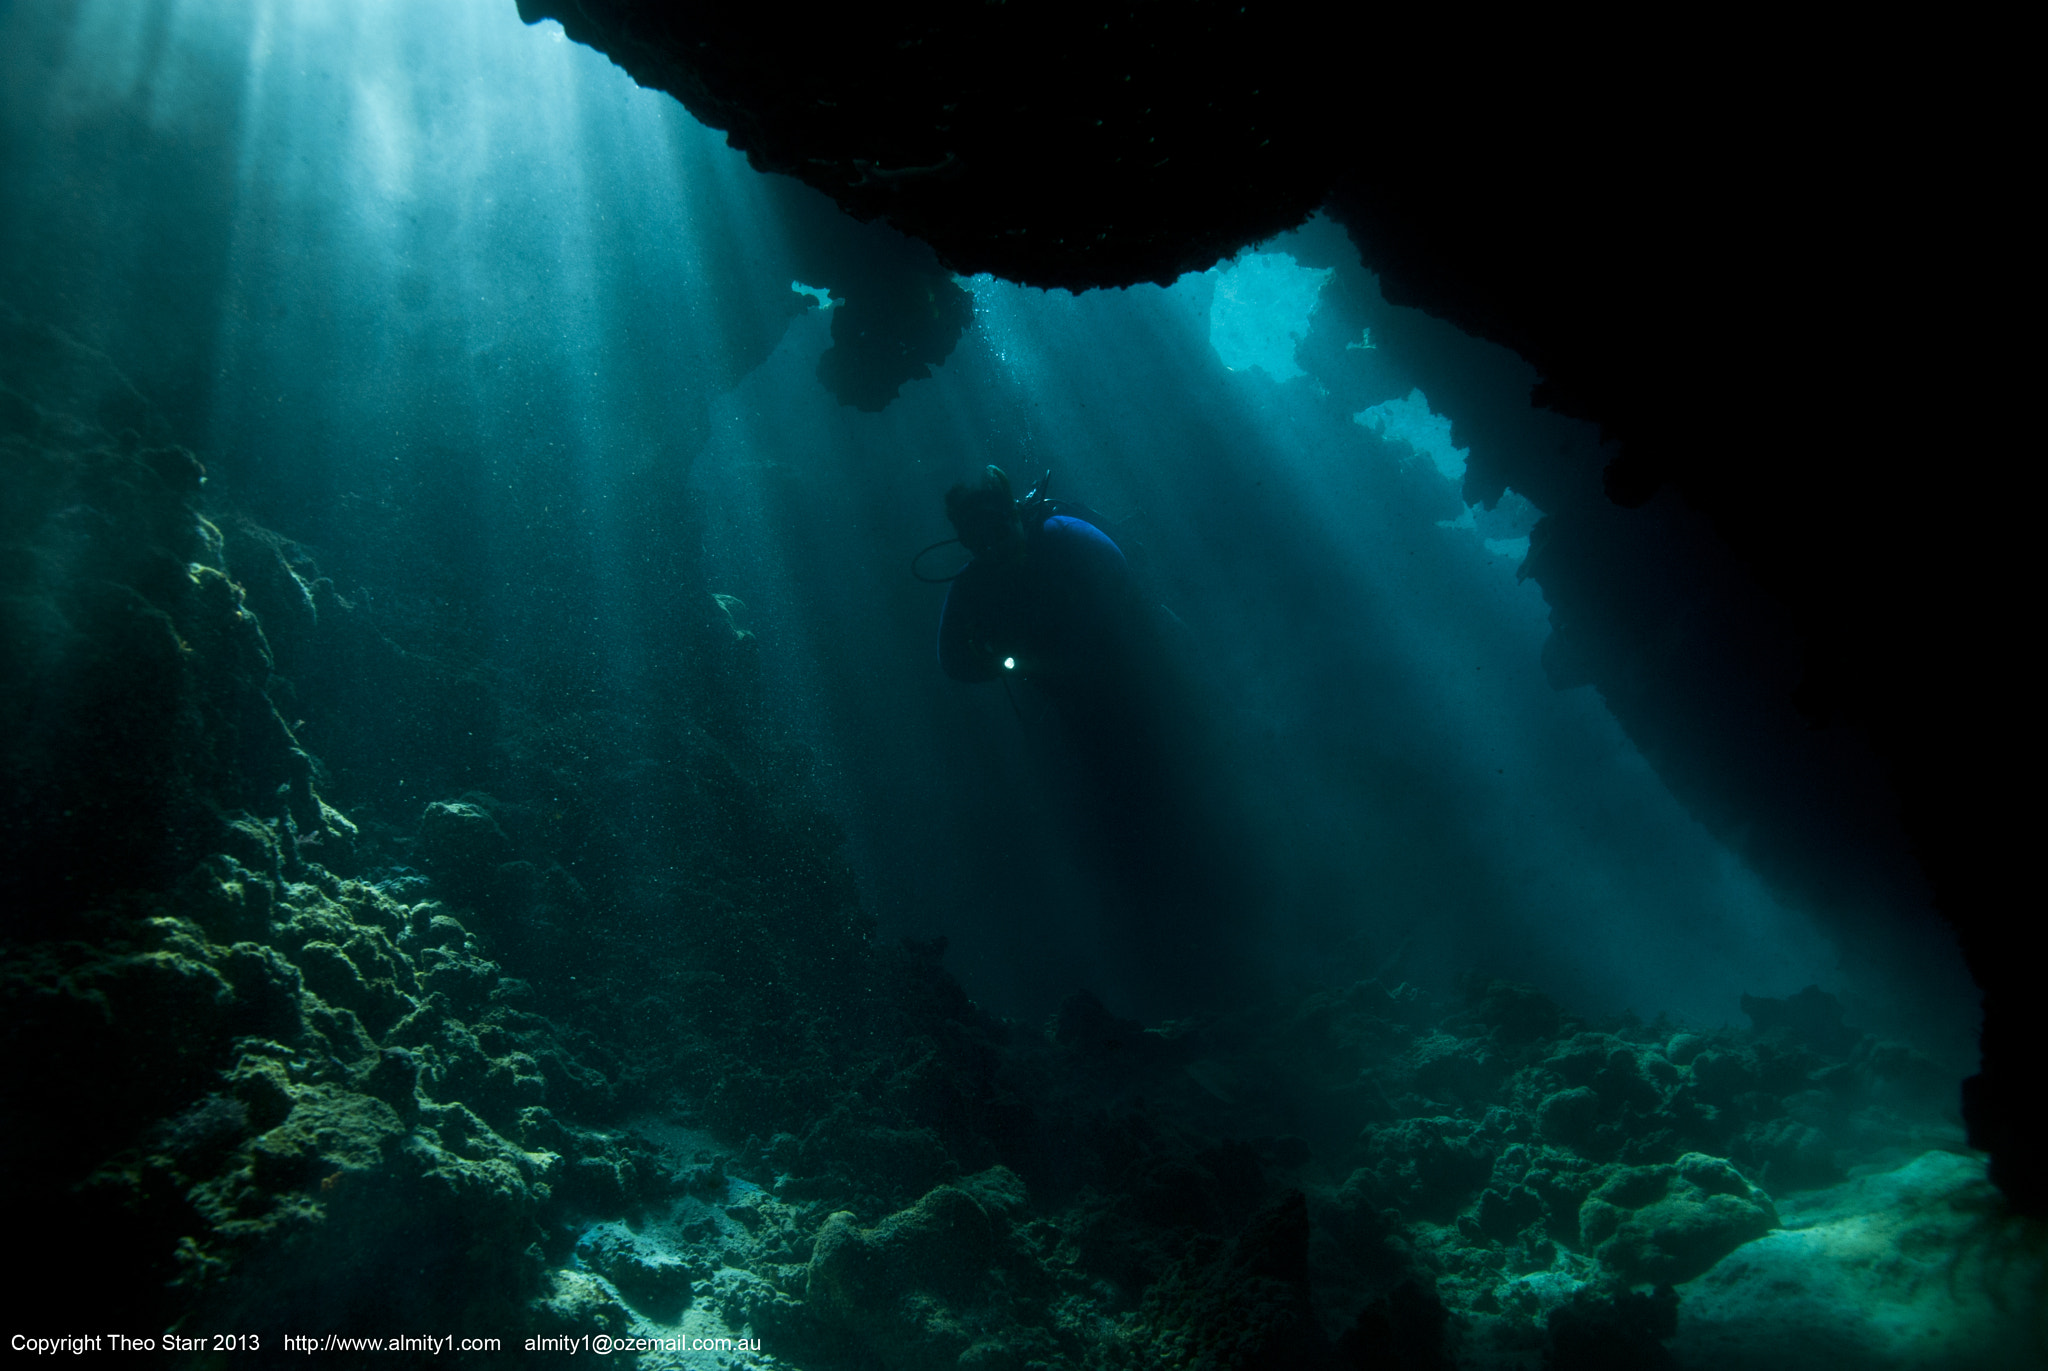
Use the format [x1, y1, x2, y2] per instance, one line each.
[937, 581, 1001, 683]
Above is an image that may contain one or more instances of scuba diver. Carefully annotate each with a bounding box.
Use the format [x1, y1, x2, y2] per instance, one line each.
[918, 464, 1269, 1015]
[928, 466, 1136, 692]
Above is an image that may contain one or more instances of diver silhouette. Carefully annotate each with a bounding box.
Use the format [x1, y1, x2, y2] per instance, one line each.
[922, 466, 1266, 1016]
[931, 466, 1135, 695]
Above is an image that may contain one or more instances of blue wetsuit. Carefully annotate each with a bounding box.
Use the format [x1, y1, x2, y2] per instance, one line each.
[938, 514, 1130, 684]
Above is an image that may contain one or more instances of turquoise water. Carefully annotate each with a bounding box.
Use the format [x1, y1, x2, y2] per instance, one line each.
[1, 3, 2020, 1365]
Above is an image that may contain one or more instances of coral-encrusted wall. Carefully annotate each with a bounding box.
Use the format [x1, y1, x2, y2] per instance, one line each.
[0, 311, 672, 1329]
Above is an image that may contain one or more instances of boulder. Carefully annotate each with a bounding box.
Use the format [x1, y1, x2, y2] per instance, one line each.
[1577, 1153, 1777, 1285]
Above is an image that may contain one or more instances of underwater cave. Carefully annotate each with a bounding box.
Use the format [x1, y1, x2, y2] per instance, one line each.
[0, 2, 2033, 1367]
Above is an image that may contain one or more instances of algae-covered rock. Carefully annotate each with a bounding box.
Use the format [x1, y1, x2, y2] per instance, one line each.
[957, 1163, 1029, 1220]
[1096, 1192, 1342, 1370]
[1578, 1153, 1777, 1285]
[1664, 1032, 1707, 1065]
[295, 939, 411, 1038]
[1542, 1031, 1623, 1087]
[810, 1183, 999, 1313]
[1476, 1182, 1547, 1241]
[245, 1083, 406, 1188]
[799, 1172, 1049, 1370]
[533, 1267, 636, 1341]
[1435, 980, 1565, 1056]
[414, 798, 513, 895]
[1687, 1047, 1760, 1105]
[1538, 1086, 1601, 1147]
[707, 1264, 800, 1335]
[5, 823, 629, 1333]
[1403, 1030, 1506, 1101]
[577, 1221, 706, 1322]
[1354, 1115, 1496, 1221]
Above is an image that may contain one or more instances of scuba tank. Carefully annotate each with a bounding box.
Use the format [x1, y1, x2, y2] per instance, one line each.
[913, 467, 1114, 582]
[914, 466, 1116, 582]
